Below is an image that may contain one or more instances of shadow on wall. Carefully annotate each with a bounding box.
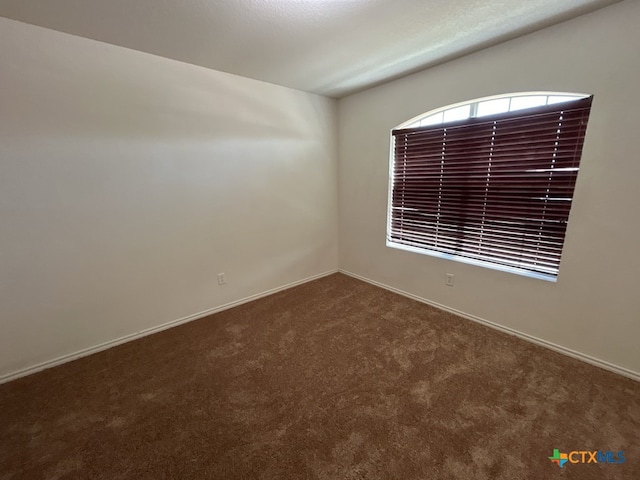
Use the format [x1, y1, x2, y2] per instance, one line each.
[2, 23, 330, 144]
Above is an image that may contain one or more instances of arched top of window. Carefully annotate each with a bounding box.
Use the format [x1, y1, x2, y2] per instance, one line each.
[398, 92, 590, 130]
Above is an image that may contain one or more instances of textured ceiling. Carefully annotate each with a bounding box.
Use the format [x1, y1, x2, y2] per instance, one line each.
[0, 0, 621, 98]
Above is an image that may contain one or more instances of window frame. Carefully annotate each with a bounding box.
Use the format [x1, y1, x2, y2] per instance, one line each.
[386, 92, 592, 282]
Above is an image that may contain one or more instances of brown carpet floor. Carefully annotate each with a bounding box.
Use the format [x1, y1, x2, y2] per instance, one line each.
[1, 273, 639, 479]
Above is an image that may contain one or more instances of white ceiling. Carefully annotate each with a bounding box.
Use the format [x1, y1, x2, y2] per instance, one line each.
[0, 0, 621, 98]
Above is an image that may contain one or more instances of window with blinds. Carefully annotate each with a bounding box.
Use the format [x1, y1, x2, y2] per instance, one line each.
[388, 94, 593, 280]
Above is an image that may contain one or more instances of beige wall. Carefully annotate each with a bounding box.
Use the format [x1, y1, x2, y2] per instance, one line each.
[0, 18, 338, 379]
[338, 1, 640, 375]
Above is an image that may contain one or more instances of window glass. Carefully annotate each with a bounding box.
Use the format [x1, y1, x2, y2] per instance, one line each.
[509, 95, 547, 111]
[547, 95, 580, 105]
[477, 98, 510, 117]
[443, 104, 470, 123]
[402, 93, 588, 129]
[420, 112, 443, 127]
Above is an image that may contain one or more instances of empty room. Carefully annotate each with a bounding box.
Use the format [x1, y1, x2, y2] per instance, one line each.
[1, 0, 639, 478]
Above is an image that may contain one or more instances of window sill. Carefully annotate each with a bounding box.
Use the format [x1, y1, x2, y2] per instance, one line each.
[386, 240, 558, 283]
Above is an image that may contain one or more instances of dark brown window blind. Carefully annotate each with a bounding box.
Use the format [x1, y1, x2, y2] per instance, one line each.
[389, 96, 592, 278]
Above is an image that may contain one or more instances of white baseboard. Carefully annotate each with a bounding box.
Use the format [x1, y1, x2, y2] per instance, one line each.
[339, 269, 640, 383]
[0, 269, 338, 385]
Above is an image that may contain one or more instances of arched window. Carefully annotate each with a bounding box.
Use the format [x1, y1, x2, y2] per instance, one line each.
[387, 92, 593, 281]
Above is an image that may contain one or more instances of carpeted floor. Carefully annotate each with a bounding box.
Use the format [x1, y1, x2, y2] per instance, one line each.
[1, 273, 639, 479]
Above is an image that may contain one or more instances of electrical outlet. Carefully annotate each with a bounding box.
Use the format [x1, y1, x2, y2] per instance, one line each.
[217, 273, 226, 285]
[446, 273, 455, 287]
